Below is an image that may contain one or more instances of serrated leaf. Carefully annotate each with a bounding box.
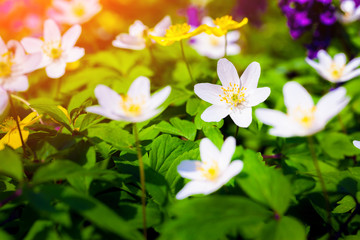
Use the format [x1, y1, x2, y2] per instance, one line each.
[333, 195, 356, 214]
[31, 104, 72, 132]
[237, 150, 292, 215]
[155, 117, 197, 141]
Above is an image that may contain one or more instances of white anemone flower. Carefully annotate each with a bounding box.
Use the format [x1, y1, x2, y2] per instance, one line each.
[337, 0, 360, 24]
[51, 0, 102, 25]
[190, 17, 240, 59]
[255, 81, 349, 137]
[21, 19, 85, 79]
[306, 50, 360, 83]
[112, 16, 171, 50]
[176, 136, 243, 200]
[86, 76, 171, 122]
[0, 37, 41, 92]
[194, 58, 270, 128]
[353, 140, 360, 149]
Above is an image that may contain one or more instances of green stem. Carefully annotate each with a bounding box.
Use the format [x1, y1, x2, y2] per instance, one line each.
[56, 77, 62, 99]
[133, 123, 147, 240]
[8, 93, 26, 155]
[11, 94, 43, 124]
[224, 33, 228, 58]
[179, 40, 194, 83]
[307, 136, 331, 225]
[235, 126, 239, 138]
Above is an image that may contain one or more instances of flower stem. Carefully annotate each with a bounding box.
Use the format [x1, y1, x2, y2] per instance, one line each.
[56, 77, 62, 99]
[11, 94, 43, 124]
[224, 33, 228, 58]
[133, 123, 147, 239]
[235, 126, 239, 138]
[307, 136, 331, 225]
[8, 93, 26, 155]
[180, 40, 195, 83]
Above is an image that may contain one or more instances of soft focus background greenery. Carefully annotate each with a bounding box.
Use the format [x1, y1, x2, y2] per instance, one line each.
[1, 0, 360, 239]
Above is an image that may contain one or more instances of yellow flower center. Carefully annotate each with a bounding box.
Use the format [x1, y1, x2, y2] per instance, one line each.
[329, 62, 345, 80]
[213, 15, 235, 29]
[165, 23, 191, 38]
[120, 95, 144, 117]
[219, 82, 246, 110]
[291, 106, 316, 128]
[197, 160, 220, 181]
[42, 41, 63, 59]
[72, 3, 86, 17]
[209, 36, 220, 46]
[0, 53, 13, 78]
[0, 117, 17, 132]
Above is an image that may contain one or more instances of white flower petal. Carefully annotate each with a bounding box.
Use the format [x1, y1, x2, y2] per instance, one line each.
[200, 138, 221, 165]
[219, 137, 236, 170]
[340, 68, 360, 82]
[127, 76, 150, 100]
[283, 81, 314, 111]
[217, 160, 243, 186]
[246, 87, 270, 107]
[44, 19, 61, 43]
[317, 50, 332, 67]
[217, 58, 240, 87]
[230, 107, 252, 128]
[129, 20, 147, 36]
[341, 0, 355, 13]
[0, 88, 8, 114]
[240, 62, 261, 90]
[226, 31, 240, 42]
[152, 15, 171, 37]
[177, 160, 203, 180]
[315, 87, 349, 126]
[85, 106, 120, 121]
[2, 75, 29, 92]
[148, 86, 171, 110]
[7, 40, 25, 63]
[112, 35, 146, 50]
[201, 105, 230, 122]
[344, 57, 360, 74]
[353, 140, 360, 149]
[65, 47, 85, 62]
[334, 53, 346, 66]
[62, 24, 82, 50]
[306, 57, 321, 72]
[175, 180, 220, 200]
[194, 83, 224, 105]
[94, 84, 122, 108]
[17, 52, 42, 74]
[45, 61, 66, 79]
[0, 36, 7, 55]
[255, 108, 297, 137]
[21, 37, 44, 54]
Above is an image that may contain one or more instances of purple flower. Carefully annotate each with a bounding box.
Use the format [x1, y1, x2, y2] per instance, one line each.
[279, 0, 336, 58]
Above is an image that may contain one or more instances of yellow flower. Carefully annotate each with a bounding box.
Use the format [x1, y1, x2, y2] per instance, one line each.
[0, 112, 41, 150]
[150, 23, 205, 46]
[203, 15, 248, 37]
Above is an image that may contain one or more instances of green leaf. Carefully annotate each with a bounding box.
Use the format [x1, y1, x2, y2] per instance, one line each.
[24, 220, 58, 240]
[0, 148, 23, 181]
[237, 150, 292, 215]
[0, 229, 14, 240]
[37, 184, 142, 240]
[159, 196, 272, 240]
[86, 121, 135, 152]
[259, 216, 306, 240]
[318, 132, 358, 159]
[155, 117, 197, 141]
[332, 195, 356, 214]
[31, 104, 72, 132]
[202, 125, 224, 149]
